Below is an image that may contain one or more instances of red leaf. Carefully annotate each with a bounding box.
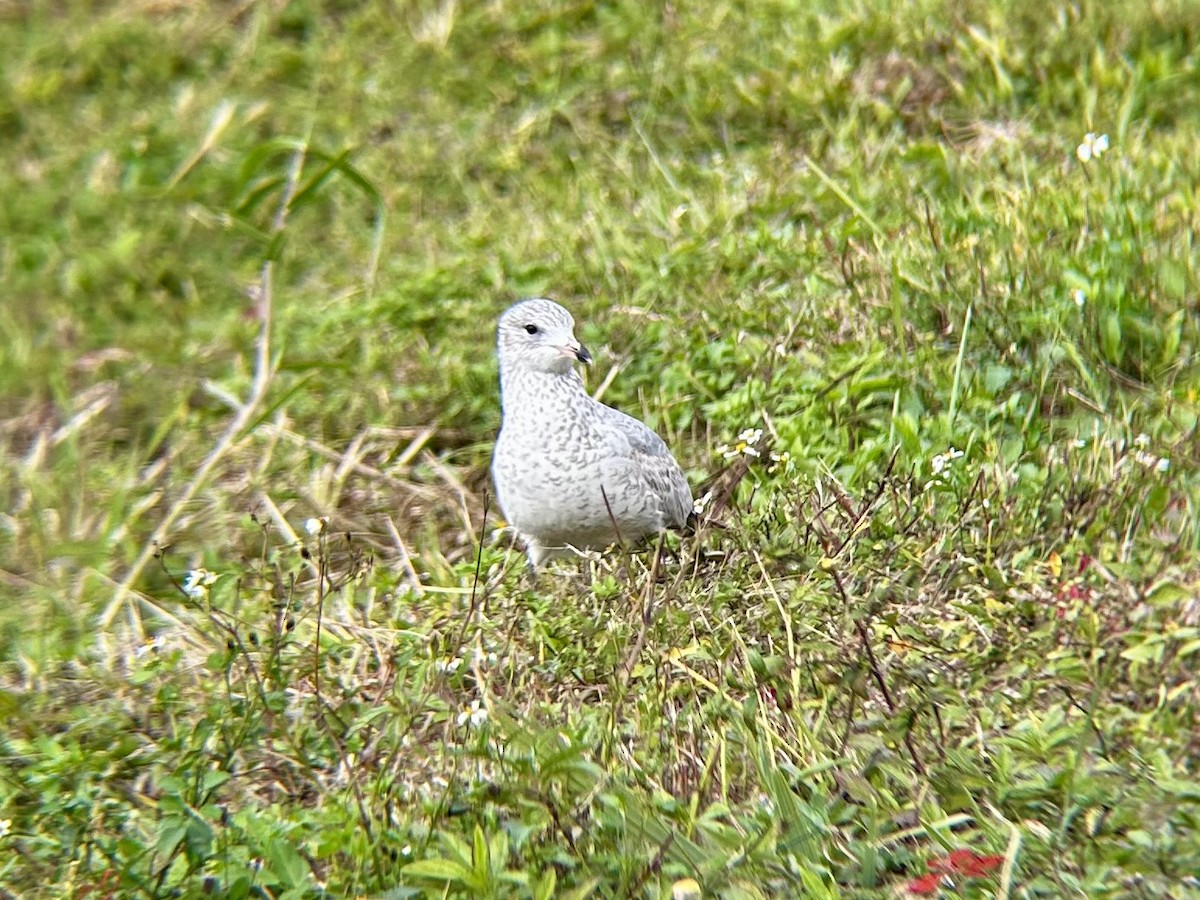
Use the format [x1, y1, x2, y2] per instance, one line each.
[946, 849, 977, 871]
[907, 873, 944, 895]
[962, 854, 1004, 876]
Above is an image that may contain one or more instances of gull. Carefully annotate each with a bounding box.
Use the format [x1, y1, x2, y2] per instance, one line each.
[491, 298, 692, 568]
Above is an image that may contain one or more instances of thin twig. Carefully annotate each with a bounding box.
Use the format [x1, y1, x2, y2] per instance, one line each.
[384, 515, 426, 596]
[619, 533, 664, 685]
[599, 484, 626, 551]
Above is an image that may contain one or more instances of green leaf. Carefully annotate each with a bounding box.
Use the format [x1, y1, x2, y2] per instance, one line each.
[1119, 639, 1163, 664]
[156, 819, 188, 856]
[984, 363, 1013, 395]
[533, 869, 557, 900]
[1100, 311, 1122, 364]
[402, 858, 475, 885]
[473, 824, 490, 883]
[487, 827, 510, 879]
[264, 838, 309, 888]
[558, 877, 603, 900]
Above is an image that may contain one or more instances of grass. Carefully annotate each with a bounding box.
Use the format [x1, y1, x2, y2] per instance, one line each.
[2, 0, 1199, 896]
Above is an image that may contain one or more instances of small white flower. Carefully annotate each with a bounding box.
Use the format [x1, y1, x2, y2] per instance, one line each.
[135, 636, 165, 659]
[456, 699, 488, 728]
[471, 646, 498, 667]
[1156, 457, 1170, 473]
[719, 427, 765, 460]
[738, 428, 764, 445]
[926, 446, 966, 489]
[671, 878, 702, 900]
[0, 819, 10, 838]
[401, 844, 412, 856]
[1073, 289, 1086, 307]
[305, 516, 328, 535]
[434, 657, 462, 674]
[1134, 433, 1151, 449]
[1076, 132, 1109, 163]
[182, 568, 217, 599]
[692, 490, 714, 517]
[1072, 438, 1088, 449]
[1135, 450, 1159, 469]
[930, 446, 963, 476]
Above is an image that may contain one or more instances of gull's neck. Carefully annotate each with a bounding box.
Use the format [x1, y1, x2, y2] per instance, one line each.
[499, 364, 588, 412]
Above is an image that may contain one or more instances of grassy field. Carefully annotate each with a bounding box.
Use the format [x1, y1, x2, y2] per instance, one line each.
[2, 0, 1199, 896]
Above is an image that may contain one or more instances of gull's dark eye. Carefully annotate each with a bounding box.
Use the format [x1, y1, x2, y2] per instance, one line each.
[524, 324, 539, 335]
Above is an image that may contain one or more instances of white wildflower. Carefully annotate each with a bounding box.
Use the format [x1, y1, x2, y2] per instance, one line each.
[739, 428, 764, 445]
[471, 645, 498, 667]
[1134, 433, 1151, 449]
[1135, 450, 1159, 469]
[671, 878, 702, 900]
[692, 490, 714, 517]
[434, 657, 462, 674]
[718, 427, 764, 461]
[930, 446, 964, 475]
[134, 636, 165, 659]
[925, 446, 966, 490]
[182, 568, 217, 599]
[305, 516, 328, 536]
[1155, 457, 1170, 473]
[1076, 132, 1109, 163]
[456, 699, 488, 728]
[0, 819, 10, 838]
[1072, 289, 1086, 308]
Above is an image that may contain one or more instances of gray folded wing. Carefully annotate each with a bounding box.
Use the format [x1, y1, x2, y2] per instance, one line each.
[597, 403, 692, 529]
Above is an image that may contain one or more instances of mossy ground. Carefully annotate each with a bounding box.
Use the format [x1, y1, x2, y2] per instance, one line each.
[1, 1, 1198, 897]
